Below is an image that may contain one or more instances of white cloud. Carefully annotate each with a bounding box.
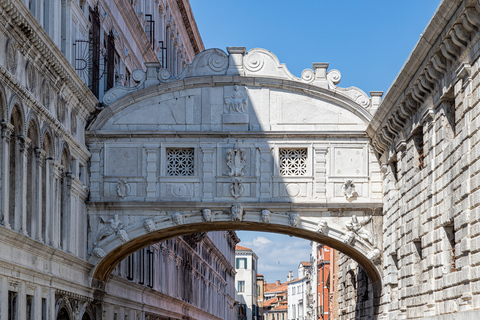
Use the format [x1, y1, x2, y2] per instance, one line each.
[253, 236, 272, 246]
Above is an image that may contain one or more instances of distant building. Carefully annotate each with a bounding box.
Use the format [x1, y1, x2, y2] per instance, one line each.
[257, 273, 265, 318]
[288, 262, 312, 320]
[263, 280, 289, 320]
[311, 242, 339, 320]
[236, 245, 259, 320]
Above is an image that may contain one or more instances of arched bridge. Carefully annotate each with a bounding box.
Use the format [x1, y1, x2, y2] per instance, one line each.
[86, 47, 384, 296]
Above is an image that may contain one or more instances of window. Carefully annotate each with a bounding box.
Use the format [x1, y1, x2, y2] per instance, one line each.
[292, 287, 296, 295]
[279, 148, 307, 176]
[236, 258, 247, 269]
[238, 281, 245, 292]
[166, 148, 194, 176]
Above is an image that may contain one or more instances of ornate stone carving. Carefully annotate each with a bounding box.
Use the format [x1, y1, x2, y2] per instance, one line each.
[27, 63, 36, 93]
[230, 178, 244, 199]
[171, 212, 183, 225]
[227, 143, 246, 177]
[144, 219, 156, 232]
[166, 148, 194, 176]
[231, 205, 244, 222]
[367, 249, 381, 262]
[316, 220, 328, 234]
[261, 210, 271, 223]
[92, 247, 106, 258]
[289, 213, 300, 227]
[1, 122, 14, 141]
[94, 215, 125, 246]
[345, 215, 373, 245]
[224, 85, 247, 114]
[116, 229, 129, 243]
[343, 231, 355, 245]
[6, 39, 18, 75]
[202, 209, 213, 222]
[342, 180, 358, 200]
[279, 149, 307, 176]
[244, 51, 265, 72]
[116, 179, 131, 199]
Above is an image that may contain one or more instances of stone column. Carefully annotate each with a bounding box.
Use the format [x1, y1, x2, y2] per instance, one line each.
[18, 281, 26, 320]
[145, 145, 158, 199]
[34, 148, 45, 241]
[0, 122, 13, 228]
[257, 145, 272, 201]
[0, 276, 7, 320]
[64, 172, 73, 253]
[44, 159, 53, 245]
[51, 161, 63, 248]
[18, 136, 31, 235]
[88, 146, 103, 201]
[314, 146, 328, 200]
[34, 285, 42, 320]
[200, 145, 215, 201]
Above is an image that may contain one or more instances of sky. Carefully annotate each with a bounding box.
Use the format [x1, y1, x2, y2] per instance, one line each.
[190, 0, 441, 95]
[189, 1, 441, 284]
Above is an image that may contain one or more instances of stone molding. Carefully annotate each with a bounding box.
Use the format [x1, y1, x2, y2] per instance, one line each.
[368, 1, 477, 156]
[101, 48, 375, 116]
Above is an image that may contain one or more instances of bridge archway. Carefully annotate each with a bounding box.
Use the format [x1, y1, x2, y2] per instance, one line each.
[86, 47, 384, 311]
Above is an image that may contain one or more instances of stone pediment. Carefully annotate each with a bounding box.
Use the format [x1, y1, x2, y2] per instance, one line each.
[93, 48, 376, 132]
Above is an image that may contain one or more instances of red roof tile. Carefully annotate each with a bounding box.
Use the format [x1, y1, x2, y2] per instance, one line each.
[235, 245, 252, 251]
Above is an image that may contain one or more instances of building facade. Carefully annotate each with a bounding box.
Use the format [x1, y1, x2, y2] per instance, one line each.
[287, 263, 311, 320]
[0, 0, 240, 318]
[235, 245, 259, 320]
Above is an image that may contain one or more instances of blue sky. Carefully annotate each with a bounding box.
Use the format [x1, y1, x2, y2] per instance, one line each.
[189, 1, 441, 283]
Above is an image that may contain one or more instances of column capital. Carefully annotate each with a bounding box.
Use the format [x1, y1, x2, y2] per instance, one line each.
[18, 135, 31, 154]
[1, 122, 14, 141]
[35, 148, 46, 165]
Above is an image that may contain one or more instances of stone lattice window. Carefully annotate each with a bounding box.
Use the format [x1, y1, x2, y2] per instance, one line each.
[166, 148, 194, 176]
[279, 148, 307, 176]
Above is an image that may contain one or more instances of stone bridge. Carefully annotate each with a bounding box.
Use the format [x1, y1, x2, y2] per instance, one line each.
[86, 47, 384, 301]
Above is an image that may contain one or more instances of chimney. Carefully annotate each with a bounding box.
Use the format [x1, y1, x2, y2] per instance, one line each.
[276, 280, 281, 286]
[288, 271, 293, 282]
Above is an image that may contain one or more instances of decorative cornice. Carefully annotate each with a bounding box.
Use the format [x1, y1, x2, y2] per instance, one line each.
[368, 1, 475, 155]
[175, 0, 204, 55]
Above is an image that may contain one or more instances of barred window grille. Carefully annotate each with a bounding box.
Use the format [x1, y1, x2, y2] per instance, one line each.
[166, 148, 194, 176]
[279, 148, 307, 176]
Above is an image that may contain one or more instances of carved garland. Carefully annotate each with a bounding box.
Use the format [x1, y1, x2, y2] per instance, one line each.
[372, 4, 480, 155]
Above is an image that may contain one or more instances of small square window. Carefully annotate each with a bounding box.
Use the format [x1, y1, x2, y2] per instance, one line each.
[166, 148, 194, 176]
[279, 148, 307, 176]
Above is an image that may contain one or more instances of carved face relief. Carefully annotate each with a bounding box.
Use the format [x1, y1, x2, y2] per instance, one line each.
[172, 212, 183, 225]
[289, 213, 300, 227]
[231, 205, 244, 222]
[202, 209, 213, 222]
[316, 220, 328, 234]
[343, 231, 355, 245]
[261, 210, 271, 223]
[144, 219, 155, 232]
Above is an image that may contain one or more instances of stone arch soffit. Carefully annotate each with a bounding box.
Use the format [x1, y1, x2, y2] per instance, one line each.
[55, 296, 74, 320]
[41, 126, 55, 158]
[60, 141, 72, 168]
[90, 216, 382, 290]
[8, 94, 26, 135]
[91, 80, 372, 131]
[26, 112, 41, 146]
